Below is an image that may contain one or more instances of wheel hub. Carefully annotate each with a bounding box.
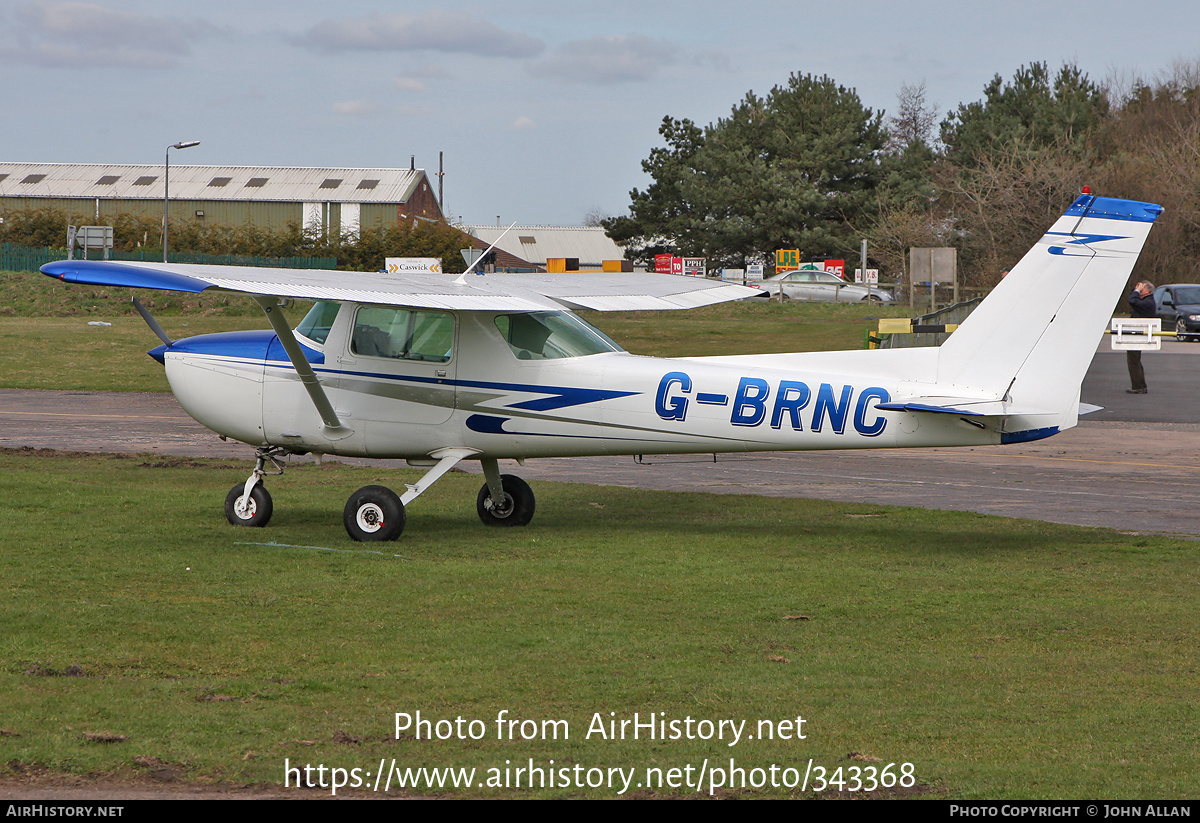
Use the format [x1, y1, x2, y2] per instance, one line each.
[356, 503, 384, 532]
[487, 494, 514, 518]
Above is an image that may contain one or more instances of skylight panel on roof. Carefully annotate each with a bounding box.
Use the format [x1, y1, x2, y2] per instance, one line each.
[133, 176, 157, 186]
[245, 178, 268, 187]
[96, 175, 120, 185]
[357, 179, 379, 189]
[319, 178, 343, 189]
[208, 177, 232, 187]
[21, 174, 46, 184]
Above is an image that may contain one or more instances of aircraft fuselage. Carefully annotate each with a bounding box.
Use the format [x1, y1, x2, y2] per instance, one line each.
[156, 303, 1002, 462]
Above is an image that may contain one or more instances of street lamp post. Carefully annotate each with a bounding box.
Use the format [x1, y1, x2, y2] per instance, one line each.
[164, 140, 200, 262]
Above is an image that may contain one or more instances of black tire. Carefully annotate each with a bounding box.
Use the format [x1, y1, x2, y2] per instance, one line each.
[225, 483, 273, 527]
[863, 294, 884, 303]
[477, 475, 535, 527]
[1176, 319, 1191, 343]
[344, 485, 405, 541]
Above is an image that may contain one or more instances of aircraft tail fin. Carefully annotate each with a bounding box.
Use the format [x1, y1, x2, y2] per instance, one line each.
[933, 194, 1161, 427]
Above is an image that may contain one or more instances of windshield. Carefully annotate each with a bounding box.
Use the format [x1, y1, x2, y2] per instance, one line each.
[1172, 287, 1200, 304]
[296, 301, 341, 344]
[494, 312, 623, 360]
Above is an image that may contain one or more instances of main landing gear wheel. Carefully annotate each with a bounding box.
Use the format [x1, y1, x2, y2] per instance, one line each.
[477, 475, 536, 527]
[225, 483, 273, 527]
[344, 486, 405, 541]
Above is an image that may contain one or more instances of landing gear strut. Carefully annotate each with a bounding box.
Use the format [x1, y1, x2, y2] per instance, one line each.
[224, 446, 287, 528]
[477, 459, 536, 526]
[223, 447, 535, 539]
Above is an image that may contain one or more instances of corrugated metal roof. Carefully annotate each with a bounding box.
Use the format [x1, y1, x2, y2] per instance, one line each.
[464, 225, 626, 267]
[0, 163, 428, 204]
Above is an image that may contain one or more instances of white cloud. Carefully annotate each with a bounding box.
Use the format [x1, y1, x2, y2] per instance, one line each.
[0, 1, 213, 68]
[332, 99, 380, 117]
[393, 77, 427, 92]
[526, 33, 677, 84]
[295, 11, 543, 59]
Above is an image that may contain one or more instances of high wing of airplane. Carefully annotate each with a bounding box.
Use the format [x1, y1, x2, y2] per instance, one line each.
[41, 192, 1161, 541]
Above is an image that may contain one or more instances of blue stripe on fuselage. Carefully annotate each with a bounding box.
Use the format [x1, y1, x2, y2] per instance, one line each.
[312, 365, 636, 410]
[161, 335, 637, 412]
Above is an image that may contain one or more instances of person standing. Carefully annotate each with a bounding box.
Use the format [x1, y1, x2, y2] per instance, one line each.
[1127, 280, 1156, 394]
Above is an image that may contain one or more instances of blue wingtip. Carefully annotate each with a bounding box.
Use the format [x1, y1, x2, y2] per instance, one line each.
[41, 260, 212, 293]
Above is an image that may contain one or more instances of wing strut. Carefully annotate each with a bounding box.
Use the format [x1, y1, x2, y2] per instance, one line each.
[253, 295, 353, 440]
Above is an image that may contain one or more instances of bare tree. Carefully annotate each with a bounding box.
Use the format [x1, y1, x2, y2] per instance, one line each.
[582, 207, 611, 227]
[936, 138, 1094, 285]
[886, 81, 939, 152]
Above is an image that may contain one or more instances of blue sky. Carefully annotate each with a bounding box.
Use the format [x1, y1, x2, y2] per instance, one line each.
[3, 1, 1198, 225]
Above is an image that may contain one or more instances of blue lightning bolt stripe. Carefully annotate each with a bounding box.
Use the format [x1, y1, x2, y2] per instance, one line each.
[1045, 231, 1126, 245]
[1043, 231, 1127, 257]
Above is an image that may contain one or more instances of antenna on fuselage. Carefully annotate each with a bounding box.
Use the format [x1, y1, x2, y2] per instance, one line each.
[455, 222, 517, 285]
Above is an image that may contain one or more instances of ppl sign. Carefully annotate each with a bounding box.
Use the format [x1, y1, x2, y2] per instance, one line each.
[655, 255, 707, 277]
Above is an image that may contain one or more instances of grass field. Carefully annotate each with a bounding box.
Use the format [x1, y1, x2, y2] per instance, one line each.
[1, 450, 1196, 798]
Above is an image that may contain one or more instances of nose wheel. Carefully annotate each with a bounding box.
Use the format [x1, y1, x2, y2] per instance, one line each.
[224, 446, 286, 528]
[224, 483, 273, 527]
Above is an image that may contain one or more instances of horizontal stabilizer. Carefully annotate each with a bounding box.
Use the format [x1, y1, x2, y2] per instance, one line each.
[878, 399, 1054, 418]
[879, 398, 1103, 420]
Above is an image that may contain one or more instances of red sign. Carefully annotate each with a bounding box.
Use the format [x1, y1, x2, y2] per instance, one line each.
[655, 255, 706, 276]
[823, 259, 845, 279]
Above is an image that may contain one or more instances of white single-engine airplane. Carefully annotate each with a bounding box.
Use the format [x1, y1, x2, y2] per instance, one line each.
[41, 192, 1160, 541]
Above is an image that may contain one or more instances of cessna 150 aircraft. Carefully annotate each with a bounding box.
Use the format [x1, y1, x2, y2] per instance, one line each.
[41, 192, 1160, 541]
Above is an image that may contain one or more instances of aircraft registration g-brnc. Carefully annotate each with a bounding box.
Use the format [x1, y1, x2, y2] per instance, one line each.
[41, 192, 1161, 542]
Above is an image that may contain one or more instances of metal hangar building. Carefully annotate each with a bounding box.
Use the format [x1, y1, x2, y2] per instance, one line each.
[0, 163, 444, 236]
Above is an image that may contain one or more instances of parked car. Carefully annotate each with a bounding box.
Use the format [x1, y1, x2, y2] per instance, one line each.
[751, 269, 894, 303]
[1153, 283, 1200, 342]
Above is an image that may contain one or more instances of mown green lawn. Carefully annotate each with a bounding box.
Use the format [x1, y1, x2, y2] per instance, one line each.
[0, 451, 1195, 798]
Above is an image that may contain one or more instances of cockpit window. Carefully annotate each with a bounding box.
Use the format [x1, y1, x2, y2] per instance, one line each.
[295, 301, 341, 344]
[494, 311, 623, 360]
[351, 306, 454, 362]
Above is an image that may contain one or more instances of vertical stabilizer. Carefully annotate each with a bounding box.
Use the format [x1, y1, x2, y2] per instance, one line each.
[934, 195, 1161, 422]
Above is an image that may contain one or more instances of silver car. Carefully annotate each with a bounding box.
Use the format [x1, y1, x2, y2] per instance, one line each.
[754, 269, 893, 303]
